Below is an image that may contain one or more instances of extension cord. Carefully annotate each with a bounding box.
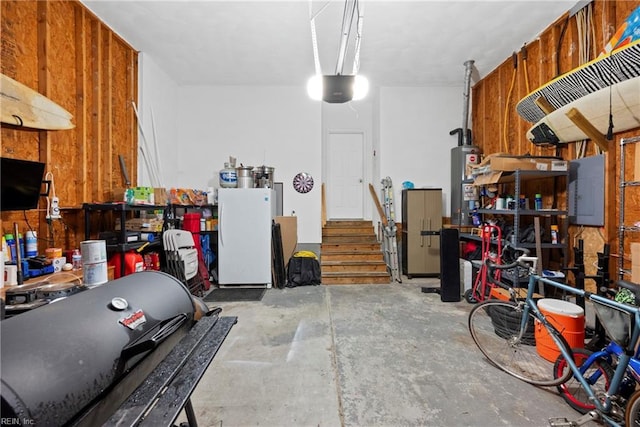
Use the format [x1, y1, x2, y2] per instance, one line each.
[48, 196, 61, 220]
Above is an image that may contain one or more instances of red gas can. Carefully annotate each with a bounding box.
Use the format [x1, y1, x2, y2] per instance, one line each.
[108, 251, 144, 279]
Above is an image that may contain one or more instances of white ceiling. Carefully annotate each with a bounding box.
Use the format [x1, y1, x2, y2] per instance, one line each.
[81, 0, 578, 88]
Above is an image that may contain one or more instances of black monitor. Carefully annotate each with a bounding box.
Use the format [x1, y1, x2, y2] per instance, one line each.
[0, 157, 46, 212]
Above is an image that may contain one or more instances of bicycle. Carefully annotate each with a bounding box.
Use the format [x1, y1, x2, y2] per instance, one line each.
[553, 339, 638, 416]
[468, 255, 640, 426]
[553, 282, 640, 415]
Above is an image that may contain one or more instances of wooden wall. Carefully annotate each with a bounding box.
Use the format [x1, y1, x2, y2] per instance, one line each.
[1, 0, 138, 253]
[471, 0, 640, 282]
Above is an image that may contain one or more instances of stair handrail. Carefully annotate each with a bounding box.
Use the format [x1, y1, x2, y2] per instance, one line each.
[368, 183, 388, 228]
[321, 183, 327, 228]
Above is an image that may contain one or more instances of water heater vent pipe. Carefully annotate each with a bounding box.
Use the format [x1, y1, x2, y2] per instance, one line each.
[462, 59, 475, 146]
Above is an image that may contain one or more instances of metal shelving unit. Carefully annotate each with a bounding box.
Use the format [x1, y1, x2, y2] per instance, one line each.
[618, 135, 640, 279]
[83, 203, 165, 276]
[461, 169, 569, 269]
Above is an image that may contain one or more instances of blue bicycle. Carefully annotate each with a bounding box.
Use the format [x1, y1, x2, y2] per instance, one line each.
[553, 282, 640, 417]
[468, 257, 640, 426]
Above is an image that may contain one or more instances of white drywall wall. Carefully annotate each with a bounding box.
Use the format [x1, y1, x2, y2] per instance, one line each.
[174, 86, 322, 243]
[139, 57, 461, 243]
[137, 53, 180, 188]
[379, 86, 464, 219]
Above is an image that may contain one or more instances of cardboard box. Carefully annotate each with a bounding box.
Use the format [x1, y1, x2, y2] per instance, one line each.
[489, 156, 540, 171]
[275, 216, 298, 266]
[115, 217, 164, 232]
[169, 188, 208, 206]
[473, 171, 504, 186]
[124, 187, 155, 205]
[474, 154, 540, 172]
[534, 159, 569, 172]
[154, 188, 168, 205]
[474, 154, 567, 173]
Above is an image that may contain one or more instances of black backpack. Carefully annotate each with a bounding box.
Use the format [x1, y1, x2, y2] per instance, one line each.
[286, 255, 321, 287]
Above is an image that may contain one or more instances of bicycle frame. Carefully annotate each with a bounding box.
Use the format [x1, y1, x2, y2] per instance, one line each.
[517, 272, 640, 426]
[580, 340, 640, 386]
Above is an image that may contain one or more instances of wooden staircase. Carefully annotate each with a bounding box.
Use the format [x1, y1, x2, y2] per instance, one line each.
[321, 220, 390, 285]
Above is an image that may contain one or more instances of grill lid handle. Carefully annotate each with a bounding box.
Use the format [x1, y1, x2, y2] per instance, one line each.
[120, 314, 188, 361]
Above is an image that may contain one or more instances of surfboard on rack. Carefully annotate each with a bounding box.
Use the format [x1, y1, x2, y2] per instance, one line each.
[0, 73, 74, 130]
[526, 76, 640, 144]
[516, 40, 640, 124]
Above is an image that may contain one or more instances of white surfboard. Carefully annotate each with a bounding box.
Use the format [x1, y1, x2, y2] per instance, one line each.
[0, 73, 74, 130]
[526, 76, 640, 144]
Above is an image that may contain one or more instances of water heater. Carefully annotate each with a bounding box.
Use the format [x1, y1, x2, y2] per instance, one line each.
[451, 144, 481, 226]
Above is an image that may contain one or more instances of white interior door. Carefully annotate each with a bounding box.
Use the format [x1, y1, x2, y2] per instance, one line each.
[326, 132, 364, 219]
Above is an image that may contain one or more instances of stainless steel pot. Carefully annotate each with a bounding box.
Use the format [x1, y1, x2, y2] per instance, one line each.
[252, 166, 275, 188]
[236, 166, 254, 188]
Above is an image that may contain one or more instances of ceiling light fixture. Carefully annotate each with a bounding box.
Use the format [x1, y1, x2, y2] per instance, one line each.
[307, 0, 367, 103]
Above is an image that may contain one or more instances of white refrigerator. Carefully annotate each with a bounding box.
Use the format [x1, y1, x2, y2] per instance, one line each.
[217, 188, 275, 287]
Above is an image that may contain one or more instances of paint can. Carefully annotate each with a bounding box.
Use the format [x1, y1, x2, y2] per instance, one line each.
[80, 240, 108, 286]
[4, 265, 17, 286]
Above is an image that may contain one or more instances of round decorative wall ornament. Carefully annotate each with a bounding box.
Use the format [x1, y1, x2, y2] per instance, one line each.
[293, 172, 314, 193]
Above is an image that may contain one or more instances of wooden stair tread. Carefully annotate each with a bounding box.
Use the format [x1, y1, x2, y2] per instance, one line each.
[322, 237, 379, 244]
[321, 260, 386, 265]
[322, 271, 390, 277]
[325, 220, 373, 225]
[321, 220, 389, 285]
[323, 229, 374, 235]
[322, 243, 381, 250]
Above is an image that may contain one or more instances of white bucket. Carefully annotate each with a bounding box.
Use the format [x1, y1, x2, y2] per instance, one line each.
[83, 261, 108, 286]
[80, 240, 107, 264]
[81, 240, 108, 286]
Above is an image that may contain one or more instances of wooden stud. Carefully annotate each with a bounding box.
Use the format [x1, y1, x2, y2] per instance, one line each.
[565, 107, 610, 151]
[75, 5, 88, 203]
[91, 19, 102, 199]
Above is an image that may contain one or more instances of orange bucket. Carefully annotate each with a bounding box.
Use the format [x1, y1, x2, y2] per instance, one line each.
[535, 298, 585, 362]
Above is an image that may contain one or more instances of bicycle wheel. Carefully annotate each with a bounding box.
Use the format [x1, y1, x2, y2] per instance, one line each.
[626, 390, 640, 427]
[553, 348, 614, 414]
[468, 300, 573, 386]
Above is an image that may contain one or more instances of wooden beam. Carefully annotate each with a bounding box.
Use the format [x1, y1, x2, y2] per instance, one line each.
[91, 19, 102, 199]
[75, 5, 88, 203]
[534, 96, 556, 115]
[105, 30, 113, 202]
[127, 48, 137, 187]
[565, 107, 610, 151]
[37, 1, 50, 166]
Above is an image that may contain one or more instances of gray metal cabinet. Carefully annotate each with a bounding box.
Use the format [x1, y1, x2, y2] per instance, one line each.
[401, 189, 442, 277]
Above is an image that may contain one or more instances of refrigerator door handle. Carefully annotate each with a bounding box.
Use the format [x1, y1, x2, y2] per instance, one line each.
[219, 202, 224, 246]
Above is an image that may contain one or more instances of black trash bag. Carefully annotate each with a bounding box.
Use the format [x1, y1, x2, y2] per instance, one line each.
[286, 255, 321, 287]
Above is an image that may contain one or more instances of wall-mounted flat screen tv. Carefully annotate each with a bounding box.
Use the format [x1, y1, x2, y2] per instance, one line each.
[1, 157, 46, 212]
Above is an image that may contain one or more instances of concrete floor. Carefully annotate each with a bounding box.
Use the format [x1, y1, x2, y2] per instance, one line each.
[183, 278, 591, 427]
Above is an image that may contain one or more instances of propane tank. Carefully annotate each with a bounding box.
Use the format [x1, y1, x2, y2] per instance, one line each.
[219, 162, 237, 188]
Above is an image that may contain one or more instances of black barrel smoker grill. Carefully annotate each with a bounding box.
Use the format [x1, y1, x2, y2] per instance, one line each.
[1, 271, 231, 426]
